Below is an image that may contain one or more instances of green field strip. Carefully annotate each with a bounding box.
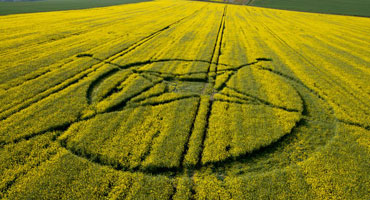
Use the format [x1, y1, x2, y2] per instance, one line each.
[0, 3, 180, 49]
[0, 0, 159, 16]
[206, 0, 370, 17]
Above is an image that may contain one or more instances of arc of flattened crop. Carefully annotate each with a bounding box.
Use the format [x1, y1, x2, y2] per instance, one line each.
[215, 66, 339, 168]
[85, 59, 230, 105]
[82, 57, 272, 111]
[58, 58, 341, 177]
[181, 69, 340, 176]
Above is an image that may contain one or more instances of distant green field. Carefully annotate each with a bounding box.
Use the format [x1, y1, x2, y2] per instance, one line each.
[250, 0, 370, 17]
[0, 0, 150, 15]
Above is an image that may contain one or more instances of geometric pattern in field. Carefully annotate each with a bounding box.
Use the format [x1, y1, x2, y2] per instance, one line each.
[51, 8, 340, 175]
[3, 6, 336, 174]
[60, 56, 306, 172]
[1, 1, 369, 199]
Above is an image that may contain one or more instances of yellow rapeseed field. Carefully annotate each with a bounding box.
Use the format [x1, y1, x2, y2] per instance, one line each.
[0, 0, 369, 199]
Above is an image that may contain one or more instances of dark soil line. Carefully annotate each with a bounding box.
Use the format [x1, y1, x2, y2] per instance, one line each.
[86, 68, 121, 104]
[179, 97, 202, 168]
[168, 181, 178, 200]
[84, 56, 274, 109]
[129, 87, 167, 104]
[2, 58, 75, 92]
[0, 122, 72, 148]
[137, 69, 206, 76]
[138, 73, 155, 82]
[214, 58, 273, 91]
[58, 81, 333, 176]
[135, 70, 209, 83]
[0, 59, 99, 122]
[196, 99, 213, 167]
[139, 130, 161, 165]
[202, 117, 308, 168]
[294, 87, 309, 116]
[213, 98, 257, 105]
[207, 6, 227, 75]
[256, 66, 325, 101]
[194, 6, 227, 167]
[56, 84, 332, 177]
[225, 86, 300, 112]
[126, 95, 200, 110]
[215, 72, 234, 91]
[217, 58, 272, 73]
[104, 81, 162, 113]
[78, 9, 201, 62]
[215, 6, 227, 75]
[337, 119, 370, 131]
[202, 89, 307, 168]
[60, 138, 126, 171]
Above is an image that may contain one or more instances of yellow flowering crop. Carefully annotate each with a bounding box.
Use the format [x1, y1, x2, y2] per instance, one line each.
[0, 0, 369, 199]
